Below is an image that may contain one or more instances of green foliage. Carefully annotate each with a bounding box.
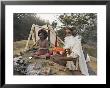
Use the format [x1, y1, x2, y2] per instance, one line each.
[14, 13, 47, 41]
[57, 28, 65, 41]
[58, 13, 97, 45]
[52, 21, 57, 28]
[87, 47, 97, 58]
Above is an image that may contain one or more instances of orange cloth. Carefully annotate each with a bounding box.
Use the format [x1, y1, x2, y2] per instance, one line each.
[52, 47, 64, 52]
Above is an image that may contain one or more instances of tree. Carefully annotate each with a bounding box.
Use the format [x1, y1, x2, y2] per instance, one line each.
[52, 20, 57, 29]
[14, 13, 47, 41]
[57, 13, 97, 45]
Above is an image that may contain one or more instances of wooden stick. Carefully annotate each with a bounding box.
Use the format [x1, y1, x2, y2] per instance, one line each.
[24, 25, 34, 51]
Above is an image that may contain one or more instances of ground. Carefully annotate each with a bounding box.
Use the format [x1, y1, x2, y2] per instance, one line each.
[13, 40, 97, 75]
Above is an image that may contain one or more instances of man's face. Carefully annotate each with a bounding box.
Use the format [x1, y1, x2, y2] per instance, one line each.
[65, 29, 72, 36]
[38, 33, 45, 39]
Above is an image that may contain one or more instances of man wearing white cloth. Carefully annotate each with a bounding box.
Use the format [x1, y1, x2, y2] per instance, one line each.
[52, 27, 89, 75]
[63, 27, 89, 75]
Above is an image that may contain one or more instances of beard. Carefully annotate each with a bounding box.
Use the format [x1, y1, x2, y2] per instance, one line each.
[64, 35, 75, 49]
[64, 35, 81, 49]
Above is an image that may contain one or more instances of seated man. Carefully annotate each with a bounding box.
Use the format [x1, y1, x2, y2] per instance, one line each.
[52, 27, 89, 75]
[32, 29, 50, 58]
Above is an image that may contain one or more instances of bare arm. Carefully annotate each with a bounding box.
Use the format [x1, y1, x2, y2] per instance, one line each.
[58, 56, 77, 61]
[45, 40, 49, 48]
[51, 55, 78, 62]
[60, 57, 72, 61]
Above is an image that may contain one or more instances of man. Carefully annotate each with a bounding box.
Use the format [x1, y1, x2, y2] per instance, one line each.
[53, 27, 89, 75]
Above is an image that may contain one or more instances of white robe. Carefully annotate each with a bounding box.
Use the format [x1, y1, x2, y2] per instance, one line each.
[64, 35, 89, 75]
[86, 54, 91, 62]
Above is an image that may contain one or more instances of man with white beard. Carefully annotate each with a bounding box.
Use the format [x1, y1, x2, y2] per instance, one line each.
[53, 27, 89, 75]
[64, 27, 89, 75]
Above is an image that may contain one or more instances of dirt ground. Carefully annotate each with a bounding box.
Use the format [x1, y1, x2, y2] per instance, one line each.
[13, 40, 97, 75]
